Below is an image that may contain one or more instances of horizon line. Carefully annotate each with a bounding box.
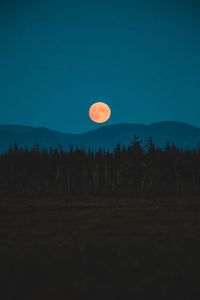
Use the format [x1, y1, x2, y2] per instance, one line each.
[0, 120, 199, 135]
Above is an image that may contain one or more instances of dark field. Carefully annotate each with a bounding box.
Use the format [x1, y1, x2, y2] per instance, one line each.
[0, 198, 200, 299]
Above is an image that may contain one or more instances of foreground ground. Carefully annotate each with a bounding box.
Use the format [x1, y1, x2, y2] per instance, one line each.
[0, 197, 200, 299]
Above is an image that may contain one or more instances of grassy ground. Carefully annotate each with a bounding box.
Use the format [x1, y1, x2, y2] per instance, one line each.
[0, 197, 200, 299]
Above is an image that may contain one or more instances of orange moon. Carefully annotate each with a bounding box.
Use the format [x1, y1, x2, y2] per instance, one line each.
[89, 102, 111, 123]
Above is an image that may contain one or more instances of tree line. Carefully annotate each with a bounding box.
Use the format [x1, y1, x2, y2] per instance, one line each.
[0, 137, 200, 199]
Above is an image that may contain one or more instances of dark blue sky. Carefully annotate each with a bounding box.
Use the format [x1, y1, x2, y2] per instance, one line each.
[0, 0, 200, 133]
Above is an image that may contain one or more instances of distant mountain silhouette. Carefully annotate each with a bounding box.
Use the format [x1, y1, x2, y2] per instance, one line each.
[0, 121, 200, 153]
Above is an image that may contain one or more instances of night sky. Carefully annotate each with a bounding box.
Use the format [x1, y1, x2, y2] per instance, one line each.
[0, 0, 200, 133]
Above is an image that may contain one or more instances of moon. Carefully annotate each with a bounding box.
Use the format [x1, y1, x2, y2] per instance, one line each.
[89, 102, 111, 123]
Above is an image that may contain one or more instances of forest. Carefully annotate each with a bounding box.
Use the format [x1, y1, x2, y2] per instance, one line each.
[0, 136, 200, 199]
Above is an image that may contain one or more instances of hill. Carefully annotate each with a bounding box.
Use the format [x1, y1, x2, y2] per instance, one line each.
[0, 121, 200, 152]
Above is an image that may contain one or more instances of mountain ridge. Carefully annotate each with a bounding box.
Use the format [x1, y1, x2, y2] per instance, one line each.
[0, 121, 200, 152]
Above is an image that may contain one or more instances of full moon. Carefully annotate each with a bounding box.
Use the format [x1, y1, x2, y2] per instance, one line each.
[89, 102, 111, 123]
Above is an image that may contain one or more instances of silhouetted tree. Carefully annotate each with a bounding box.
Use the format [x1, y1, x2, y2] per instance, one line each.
[0, 137, 199, 199]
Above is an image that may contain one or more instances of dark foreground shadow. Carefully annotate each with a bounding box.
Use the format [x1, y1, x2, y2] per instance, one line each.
[0, 199, 200, 300]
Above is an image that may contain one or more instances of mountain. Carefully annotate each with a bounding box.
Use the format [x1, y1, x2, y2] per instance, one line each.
[0, 121, 200, 153]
